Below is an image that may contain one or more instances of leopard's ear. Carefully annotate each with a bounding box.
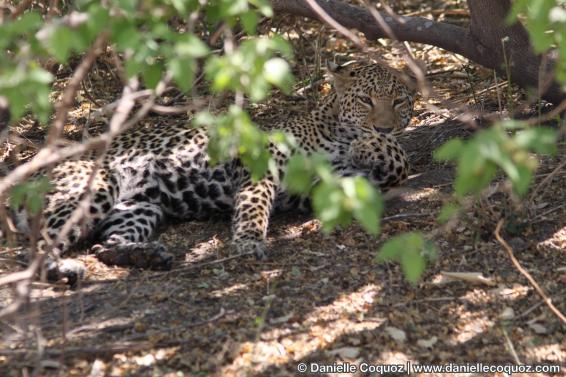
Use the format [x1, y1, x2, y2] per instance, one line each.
[326, 61, 356, 94]
[326, 61, 356, 79]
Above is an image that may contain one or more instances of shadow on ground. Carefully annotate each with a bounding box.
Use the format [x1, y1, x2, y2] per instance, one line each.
[1, 115, 564, 376]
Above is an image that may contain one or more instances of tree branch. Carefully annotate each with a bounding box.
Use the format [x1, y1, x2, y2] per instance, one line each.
[271, 0, 476, 62]
[271, 0, 565, 104]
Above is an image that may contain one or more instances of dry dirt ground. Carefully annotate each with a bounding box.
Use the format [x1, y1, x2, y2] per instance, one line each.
[1, 1, 565, 376]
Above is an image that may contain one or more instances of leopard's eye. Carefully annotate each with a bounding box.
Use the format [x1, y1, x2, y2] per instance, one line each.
[358, 95, 373, 106]
[392, 98, 405, 109]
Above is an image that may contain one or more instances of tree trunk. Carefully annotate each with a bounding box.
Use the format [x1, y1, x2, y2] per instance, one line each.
[271, 0, 564, 104]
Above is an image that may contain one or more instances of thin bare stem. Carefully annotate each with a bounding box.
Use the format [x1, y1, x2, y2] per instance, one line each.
[304, 0, 362, 47]
[47, 32, 109, 146]
[494, 220, 566, 325]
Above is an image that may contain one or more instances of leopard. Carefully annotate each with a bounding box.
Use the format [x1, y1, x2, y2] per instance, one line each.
[9, 61, 415, 284]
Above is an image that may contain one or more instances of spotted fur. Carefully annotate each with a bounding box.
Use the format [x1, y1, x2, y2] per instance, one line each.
[12, 61, 414, 281]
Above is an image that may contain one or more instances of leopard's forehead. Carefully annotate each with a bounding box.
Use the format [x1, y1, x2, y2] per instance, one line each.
[345, 64, 408, 96]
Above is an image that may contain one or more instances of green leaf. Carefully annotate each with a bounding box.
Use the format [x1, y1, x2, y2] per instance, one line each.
[9, 177, 52, 214]
[312, 181, 349, 233]
[27, 194, 44, 215]
[455, 161, 497, 197]
[284, 155, 314, 194]
[400, 247, 425, 284]
[376, 232, 436, 283]
[511, 164, 533, 196]
[263, 57, 293, 93]
[175, 34, 210, 58]
[27, 68, 54, 84]
[142, 63, 163, 89]
[112, 20, 141, 51]
[115, 0, 138, 12]
[240, 10, 259, 35]
[169, 57, 195, 92]
[354, 204, 380, 235]
[16, 12, 44, 32]
[249, 0, 273, 17]
[351, 177, 382, 235]
[507, 0, 528, 23]
[376, 232, 423, 262]
[9, 184, 27, 209]
[434, 138, 464, 161]
[514, 128, 557, 154]
[525, 0, 555, 53]
[437, 203, 459, 224]
[48, 26, 74, 62]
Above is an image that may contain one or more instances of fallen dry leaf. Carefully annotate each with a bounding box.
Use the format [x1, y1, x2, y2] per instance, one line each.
[385, 326, 407, 343]
[529, 323, 549, 335]
[499, 307, 515, 320]
[417, 336, 438, 348]
[438, 271, 496, 286]
[328, 346, 360, 359]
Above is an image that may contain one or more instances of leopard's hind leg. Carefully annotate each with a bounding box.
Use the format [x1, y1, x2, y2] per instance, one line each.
[92, 200, 172, 270]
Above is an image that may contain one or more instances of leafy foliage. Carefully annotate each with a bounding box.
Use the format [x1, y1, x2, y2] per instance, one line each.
[285, 154, 383, 235]
[434, 121, 557, 197]
[0, 0, 293, 121]
[9, 177, 52, 215]
[376, 232, 437, 284]
[193, 106, 271, 181]
[0, 12, 53, 122]
[509, 0, 566, 83]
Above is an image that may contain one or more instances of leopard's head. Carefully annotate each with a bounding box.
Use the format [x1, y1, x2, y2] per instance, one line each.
[328, 61, 416, 137]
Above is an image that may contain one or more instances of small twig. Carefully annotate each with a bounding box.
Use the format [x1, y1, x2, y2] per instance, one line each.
[295, 78, 325, 96]
[0, 259, 38, 286]
[514, 300, 547, 320]
[494, 220, 566, 324]
[80, 79, 103, 108]
[501, 325, 521, 364]
[150, 251, 254, 279]
[529, 157, 566, 202]
[364, 1, 429, 97]
[187, 307, 226, 328]
[304, 0, 362, 46]
[534, 203, 566, 221]
[403, 8, 469, 17]
[494, 71, 503, 114]
[178, 251, 253, 270]
[47, 32, 108, 146]
[393, 296, 457, 307]
[382, 212, 430, 222]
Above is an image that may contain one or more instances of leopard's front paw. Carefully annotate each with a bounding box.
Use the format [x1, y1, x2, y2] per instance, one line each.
[92, 241, 173, 270]
[235, 239, 267, 260]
